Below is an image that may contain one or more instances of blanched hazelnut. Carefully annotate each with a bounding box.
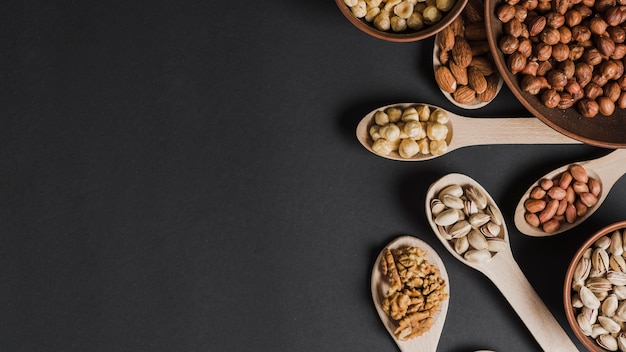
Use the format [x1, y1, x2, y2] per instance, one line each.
[380, 124, 401, 141]
[407, 12, 425, 30]
[374, 11, 392, 31]
[399, 138, 420, 158]
[375, 110, 390, 125]
[394, 1, 415, 19]
[372, 138, 396, 155]
[370, 125, 382, 140]
[401, 107, 420, 122]
[578, 98, 600, 117]
[430, 108, 449, 123]
[416, 104, 431, 121]
[391, 16, 408, 32]
[427, 122, 448, 141]
[386, 107, 402, 122]
[429, 140, 448, 156]
[423, 5, 442, 25]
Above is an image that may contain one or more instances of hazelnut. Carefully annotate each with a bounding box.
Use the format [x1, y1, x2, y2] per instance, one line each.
[596, 35, 616, 57]
[558, 92, 576, 108]
[584, 82, 604, 99]
[553, 0, 570, 14]
[565, 9, 583, 26]
[604, 6, 624, 26]
[497, 4, 517, 22]
[542, 88, 562, 107]
[552, 42, 571, 61]
[591, 73, 608, 86]
[599, 59, 619, 79]
[618, 91, 626, 108]
[514, 4, 528, 22]
[598, 96, 616, 115]
[582, 48, 603, 65]
[508, 0, 522, 4]
[558, 59, 576, 78]
[558, 26, 572, 43]
[565, 79, 585, 99]
[499, 35, 520, 54]
[568, 44, 585, 60]
[581, 0, 595, 8]
[546, 12, 566, 28]
[535, 42, 553, 60]
[603, 81, 621, 101]
[521, 60, 540, 75]
[607, 26, 626, 43]
[578, 98, 600, 117]
[541, 27, 561, 44]
[575, 62, 594, 87]
[537, 60, 554, 75]
[595, 0, 616, 13]
[547, 69, 569, 88]
[617, 75, 626, 89]
[522, 0, 539, 10]
[537, 0, 552, 12]
[521, 74, 550, 94]
[574, 4, 593, 18]
[504, 18, 524, 37]
[611, 43, 626, 59]
[518, 37, 534, 57]
[589, 17, 609, 35]
[508, 51, 528, 73]
[571, 25, 592, 42]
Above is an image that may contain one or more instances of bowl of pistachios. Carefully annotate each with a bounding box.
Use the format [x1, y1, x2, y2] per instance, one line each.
[335, 0, 468, 42]
[563, 220, 626, 352]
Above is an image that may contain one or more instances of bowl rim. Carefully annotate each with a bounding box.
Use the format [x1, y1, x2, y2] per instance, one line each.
[334, 0, 469, 42]
[563, 220, 626, 352]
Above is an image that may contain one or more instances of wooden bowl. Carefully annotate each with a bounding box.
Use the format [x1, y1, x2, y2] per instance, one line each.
[335, 0, 468, 42]
[563, 220, 626, 352]
[484, 0, 626, 148]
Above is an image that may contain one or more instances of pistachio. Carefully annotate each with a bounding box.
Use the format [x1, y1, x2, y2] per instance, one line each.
[469, 213, 491, 228]
[435, 208, 460, 226]
[464, 185, 487, 209]
[597, 333, 619, 351]
[454, 235, 470, 255]
[578, 312, 594, 335]
[464, 249, 492, 263]
[467, 229, 488, 251]
[602, 294, 619, 317]
[441, 194, 465, 209]
[607, 271, 626, 286]
[449, 220, 472, 238]
[580, 285, 602, 309]
[574, 257, 592, 282]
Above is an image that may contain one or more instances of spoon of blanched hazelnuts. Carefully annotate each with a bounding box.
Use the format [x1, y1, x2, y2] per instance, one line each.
[495, 0, 626, 118]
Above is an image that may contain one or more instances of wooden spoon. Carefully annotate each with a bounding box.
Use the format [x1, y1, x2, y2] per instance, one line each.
[514, 148, 626, 237]
[425, 173, 579, 352]
[371, 235, 450, 352]
[356, 103, 580, 161]
[433, 36, 504, 109]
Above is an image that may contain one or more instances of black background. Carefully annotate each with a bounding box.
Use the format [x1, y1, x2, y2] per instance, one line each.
[1, 1, 623, 351]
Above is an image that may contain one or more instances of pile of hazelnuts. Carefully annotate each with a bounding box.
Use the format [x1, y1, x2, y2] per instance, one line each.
[496, 0, 626, 117]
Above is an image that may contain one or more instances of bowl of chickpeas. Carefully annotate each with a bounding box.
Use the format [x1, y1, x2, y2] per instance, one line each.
[336, 0, 469, 42]
[485, 0, 626, 148]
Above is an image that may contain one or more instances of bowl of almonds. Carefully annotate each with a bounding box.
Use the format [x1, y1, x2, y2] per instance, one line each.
[336, 0, 469, 42]
[485, 0, 626, 148]
[564, 220, 626, 351]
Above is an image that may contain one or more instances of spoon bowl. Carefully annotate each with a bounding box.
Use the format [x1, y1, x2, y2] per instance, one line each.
[371, 235, 449, 352]
[356, 103, 579, 161]
[514, 149, 626, 237]
[433, 35, 504, 109]
[425, 173, 579, 352]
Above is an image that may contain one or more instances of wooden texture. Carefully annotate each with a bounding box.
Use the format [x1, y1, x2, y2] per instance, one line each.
[371, 235, 450, 352]
[425, 173, 580, 352]
[514, 149, 626, 237]
[356, 103, 580, 161]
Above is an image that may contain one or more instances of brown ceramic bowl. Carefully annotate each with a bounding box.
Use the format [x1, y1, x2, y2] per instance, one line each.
[484, 0, 626, 148]
[563, 220, 626, 352]
[335, 0, 468, 42]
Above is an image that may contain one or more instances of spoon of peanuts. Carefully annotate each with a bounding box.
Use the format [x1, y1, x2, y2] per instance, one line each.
[425, 173, 579, 352]
[356, 103, 580, 161]
[514, 149, 626, 237]
[371, 235, 450, 351]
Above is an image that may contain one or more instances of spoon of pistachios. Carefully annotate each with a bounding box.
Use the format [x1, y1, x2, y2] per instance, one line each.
[514, 148, 626, 237]
[371, 235, 450, 352]
[355, 103, 580, 161]
[425, 173, 579, 352]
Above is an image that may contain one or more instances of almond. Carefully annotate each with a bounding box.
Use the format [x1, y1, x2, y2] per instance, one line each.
[463, 0, 485, 23]
[437, 26, 455, 52]
[469, 56, 495, 76]
[468, 66, 487, 94]
[527, 15, 547, 36]
[453, 85, 476, 104]
[477, 74, 499, 102]
[464, 22, 487, 41]
[449, 60, 469, 85]
[451, 36, 473, 68]
[434, 66, 457, 93]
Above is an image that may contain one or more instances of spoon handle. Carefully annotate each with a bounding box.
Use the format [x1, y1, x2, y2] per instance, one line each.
[483, 252, 579, 352]
[585, 149, 626, 189]
[453, 117, 581, 147]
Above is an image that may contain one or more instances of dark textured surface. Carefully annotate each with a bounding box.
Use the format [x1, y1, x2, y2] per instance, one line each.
[0, 1, 622, 351]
